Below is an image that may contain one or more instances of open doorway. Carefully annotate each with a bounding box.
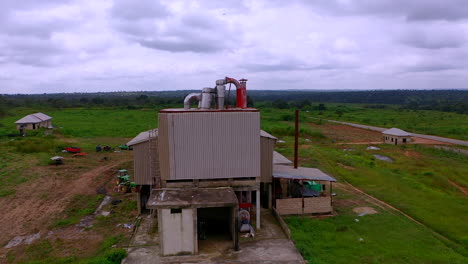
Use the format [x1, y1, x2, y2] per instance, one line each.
[139, 185, 151, 214]
[197, 207, 233, 252]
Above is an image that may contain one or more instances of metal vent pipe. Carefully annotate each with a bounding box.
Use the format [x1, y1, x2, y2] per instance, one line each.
[183, 93, 202, 109]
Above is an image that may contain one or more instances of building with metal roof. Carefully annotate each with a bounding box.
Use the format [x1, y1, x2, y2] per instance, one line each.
[382, 128, 412, 145]
[15, 112, 53, 133]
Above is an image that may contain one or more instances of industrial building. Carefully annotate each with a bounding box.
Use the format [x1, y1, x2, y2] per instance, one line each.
[127, 77, 336, 256]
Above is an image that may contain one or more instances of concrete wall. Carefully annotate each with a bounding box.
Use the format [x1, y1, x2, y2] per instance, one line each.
[383, 135, 411, 145]
[276, 197, 332, 215]
[16, 120, 51, 130]
[159, 208, 196, 256]
[158, 111, 260, 180]
[132, 139, 159, 185]
[303, 197, 332, 214]
[276, 198, 303, 215]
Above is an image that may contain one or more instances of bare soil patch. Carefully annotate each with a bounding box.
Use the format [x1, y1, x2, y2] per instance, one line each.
[411, 137, 452, 145]
[337, 162, 355, 170]
[310, 123, 383, 143]
[403, 150, 421, 158]
[352, 207, 378, 215]
[0, 152, 132, 253]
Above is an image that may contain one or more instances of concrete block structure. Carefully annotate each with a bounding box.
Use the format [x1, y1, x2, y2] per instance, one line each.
[272, 165, 336, 215]
[382, 128, 412, 145]
[15, 112, 52, 134]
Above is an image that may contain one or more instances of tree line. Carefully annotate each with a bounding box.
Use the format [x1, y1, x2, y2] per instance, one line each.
[0, 89, 466, 114]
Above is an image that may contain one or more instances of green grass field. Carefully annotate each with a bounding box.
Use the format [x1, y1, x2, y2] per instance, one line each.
[0, 108, 159, 138]
[313, 104, 468, 140]
[286, 188, 466, 264]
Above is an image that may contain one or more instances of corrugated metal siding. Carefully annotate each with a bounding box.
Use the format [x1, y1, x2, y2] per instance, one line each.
[133, 138, 160, 185]
[158, 113, 170, 181]
[260, 137, 275, 182]
[159, 111, 260, 180]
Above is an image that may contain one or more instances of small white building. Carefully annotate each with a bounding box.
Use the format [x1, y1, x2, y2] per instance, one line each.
[382, 128, 412, 145]
[15, 113, 53, 134]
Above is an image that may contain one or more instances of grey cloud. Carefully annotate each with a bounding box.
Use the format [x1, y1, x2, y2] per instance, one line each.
[305, 0, 468, 21]
[399, 26, 465, 49]
[139, 38, 226, 53]
[242, 59, 340, 73]
[0, 36, 67, 67]
[111, 2, 237, 53]
[111, 0, 169, 20]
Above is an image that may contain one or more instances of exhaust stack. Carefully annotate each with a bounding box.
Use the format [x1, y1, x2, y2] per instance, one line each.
[184, 77, 248, 109]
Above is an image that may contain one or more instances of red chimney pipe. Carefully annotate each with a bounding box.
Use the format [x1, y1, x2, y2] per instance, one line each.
[225, 77, 248, 108]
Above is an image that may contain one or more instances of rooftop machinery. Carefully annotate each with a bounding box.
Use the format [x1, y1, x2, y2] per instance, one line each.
[183, 77, 248, 109]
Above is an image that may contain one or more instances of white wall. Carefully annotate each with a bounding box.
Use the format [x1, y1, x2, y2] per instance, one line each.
[160, 208, 195, 255]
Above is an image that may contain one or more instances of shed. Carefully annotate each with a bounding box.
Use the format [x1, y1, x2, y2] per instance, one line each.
[15, 112, 52, 132]
[272, 165, 336, 215]
[127, 128, 160, 186]
[147, 187, 239, 256]
[127, 129, 159, 213]
[382, 128, 412, 145]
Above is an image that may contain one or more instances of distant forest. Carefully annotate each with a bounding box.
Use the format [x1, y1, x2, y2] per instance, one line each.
[1, 90, 467, 116]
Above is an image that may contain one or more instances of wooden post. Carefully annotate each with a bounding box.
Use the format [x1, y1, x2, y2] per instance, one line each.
[294, 110, 299, 169]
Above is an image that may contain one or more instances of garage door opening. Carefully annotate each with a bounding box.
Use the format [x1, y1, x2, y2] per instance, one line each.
[197, 207, 233, 252]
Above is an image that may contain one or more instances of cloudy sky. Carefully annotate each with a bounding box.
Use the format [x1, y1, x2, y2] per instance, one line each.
[1, 0, 468, 94]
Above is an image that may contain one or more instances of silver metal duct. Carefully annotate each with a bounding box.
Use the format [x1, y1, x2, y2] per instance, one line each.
[183, 93, 202, 109]
[216, 85, 225, 109]
[200, 88, 215, 109]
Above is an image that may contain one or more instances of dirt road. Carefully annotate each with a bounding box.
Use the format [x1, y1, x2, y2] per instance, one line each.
[327, 120, 468, 146]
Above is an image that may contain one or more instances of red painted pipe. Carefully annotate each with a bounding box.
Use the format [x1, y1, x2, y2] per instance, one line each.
[225, 77, 248, 108]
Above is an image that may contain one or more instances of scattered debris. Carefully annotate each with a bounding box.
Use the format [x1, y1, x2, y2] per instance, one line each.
[50, 156, 64, 165]
[94, 195, 113, 214]
[64, 146, 81, 153]
[354, 218, 360, 222]
[343, 148, 354, 151]
[111, 199, 122, 205]
[72, 152, 87, 157]
[101, 211, 111, 216]
[277, 140, 286, 144]
[373, 154, 393, 162]
[366, 146, 380, 150]
[305, 139, 311, 142]
[4, 232, 41, 249]
[123, 223, 134, 229]
[359, 237, 364, 242]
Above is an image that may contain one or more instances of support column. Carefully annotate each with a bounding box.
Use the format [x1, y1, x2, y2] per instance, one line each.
[268, 183, 272, 209]
[256, 189, 261, 230]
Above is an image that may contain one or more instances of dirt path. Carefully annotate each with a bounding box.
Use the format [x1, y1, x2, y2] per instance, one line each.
[448, 180, 468, 196]
[0, 158, 130, 249]
[327, 119, 468, 146]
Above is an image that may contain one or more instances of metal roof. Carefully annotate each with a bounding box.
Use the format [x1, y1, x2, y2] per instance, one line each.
[260, 130, 277, 140]
[382, 128, 412, 136]
[273, 165, 337, 182]
[127, 129, 158, 146]
[15, 112, 52, 124]
[273, 151, 292, 165]
[146, 187, 238, 209]
[128, 128, 275, 146]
